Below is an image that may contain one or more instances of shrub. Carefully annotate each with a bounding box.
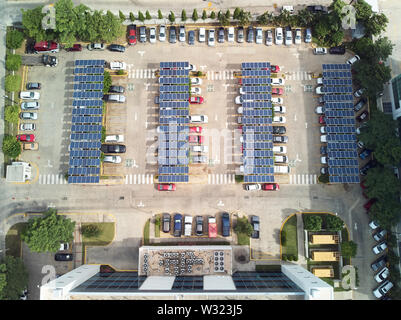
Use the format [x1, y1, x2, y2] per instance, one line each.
[292, 255, 298, 261]
[4, 105, 19, 124]
[117, 69, 125, 75]
[5, 74, 21, 92]
[235, 175, 244, 183]
[281, 230, 287, 246]
[341, 241, 357, 258]
[233, 7, 241, 19]
[169, 11, 175, 23]
[103, 71, 112, 93]
[145, 10, 151, 20]
[129, 12, 135, 21]
[234, 217, 253, 236]
[318, 173, 330, 183]
[6, 54, 22, 71]
[101, 126, 106, 143]
[158, 10, 163, 19]
[326, 214, 344, 231]
[138, 11, 145, 22]
[2, 134, 21, 158]
[181, 9, 187, 21]
[210, 11, 216, 19]
[6, 29, 24, 49]
[282, 255, 287, 261]
[192, 9, 198, 21]
[119, 10, 125, 21]
[81, 224, 101, 238]
[202, 10, 207, 20]
[304, 215, 322, 231]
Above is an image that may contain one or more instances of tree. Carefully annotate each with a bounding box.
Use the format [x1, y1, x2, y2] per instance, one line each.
[158, 10, 163, 20]
[234, 217, 253, 236]
[0, 256, 29, 300]
[353, 37, 394, 63]
[129, 12, 135, 21]
[341, 241, 357, 258]
[330, 30, 344, 46]
[119, 10, 125, 21]
[202, 10, 207, 20]
[365, 167, 401, 200]
[365, 13, 389, 36]
[54, 0, 79, 47]
[303, 215, 322, 231]
[237, 10, 252, 26]
[4, 105, 19, 124]
[138, 11, 145, 22]
[225, 10, 230, 20]
[168, 11, 175, 23]
[210, 11, 216, 19]
[257, 11, 273, 25]
[181, 9, 187, 21]
[5, 74, 21, 92]
[21, 208, 76, 253]
[21, 6, 48, 41]
[354, 0, 373, 21]
[192, 9, 198, 21]
[2, 135, 21, 158]
[6, 29, 24, 49]
[218, 11, 230, 26]
[103, 71, 112, 93]
[370, 196, 401, 229]
[295, 8, 315, 27]
[325, 215, 344, 231]
[5, 54, 21, 71]
[145, 10, 151, 20]
[233, 7, 241, 20]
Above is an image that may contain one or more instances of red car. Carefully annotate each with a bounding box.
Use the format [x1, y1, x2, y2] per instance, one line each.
[360, 181, 367, 189]
[189, 126, 202, 133]
[270, 65, 280, 73]
[262, 183, 280, 191]
[188, 135, 204, 143]
[16, 134, 35, 142]
[34, 41, 59, 53]
[272, 87, 284, 95]
[127, 24, 137, 45]
[364, 199, 376, 211]
[66, 44, 82, 52]
[319, 115, 325, 124]
[189, 96, 204, 104]
[157, 183, 176, 191]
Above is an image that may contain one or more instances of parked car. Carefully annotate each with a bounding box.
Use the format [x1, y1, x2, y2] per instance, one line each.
[354, 88, 365, 98]
[374, 267, 389, 284]
[371, 255, 388, 272]
[273, 106, 286, 113]
[191, 87, 201, 95]
[195, 216, 203, 236]
[265, 29, 273, 46]
[329, 46, 346, 54]
[359, 148, 372, 160]
[218, 27, 225, 43]
[20, 91, 40, 100]
[179, 25, 186, 42]
[272, 146, 287, 154]
[319, 115, 326, 124]
[189, 96, 204, 104]
[364, 198, 376, 211]
[173, 213, 183, 237]
[251, 215, 260, 239]
[157, 183, 176, 191]
[188, 30, 195, 45]
[273, 116, 286, 123]
[191, 77, 203, 85]
[273, 135, 288, 143]
[169, 26, 177, 43]
[149, 27, 156, 44]
[26, 82, 41, 90]
[315, 106, 325, 114]
[255, 27, 263, 44]
[347, 55, 360, 65]
[22, 142, 39, 150]
[247, 26, 254, 43]
[272, 87, 284, 94]
[20, 123, 36, 131]
[373, 242, 388, 255]
[16, 134, 35, 142]
[55, 253, 73, 261]
[320, 167, 327, 175]
[188, 135, 204, 143]
[272, 126, 286, 134]
[184, 216, 192, 236]
[314, 47, 327, 55]
[305, 28, 312, 43]
[138, 26, 146, 43]
[109, 85, 125, 93]
[354, 98, 367, 112]
[320, 146, 327, 154]
[191, 145, 208, 153]
[208, 29, 215, 46]
[244, 183, 261, 191]
[271, 97, 283, 104]
[87, 43, 105, 51]
[191, 155, 207, 163]
[221, 212, 230, 237]
[373, 280, 393, 299]
[228, 27, 235, 42]
[103, 155, 122, 164]
[108, 43, 125, 52]
[275, 27, 283, 45]
[190, 115, 208, 123]
[100, 144, 126, 153]
[20, 112, 37, 120]
[189, 126, 202, 133]
[357, 110, 369, 122]
[307, 5, 328, 13]
[262, 183, 279, 191]
[373, 229, 387, 242]
[109, 61, 126, 70]
[294, 28, 302, 44]
[105, 135, 124, 143]
[127, 24, 137, 45]
[285, 27, 292, 45]
[162, 213, 171, 233]
[237, 26, 244, 43]
[104, 94, 126, 103]
[369, 220, 380, 230]
[159, 25, 166, 42]
[199, 27, 206, 42]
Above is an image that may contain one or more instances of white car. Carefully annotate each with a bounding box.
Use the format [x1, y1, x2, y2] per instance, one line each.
[316, 86, 324, 94]
[199, 27, 206, 42]
[271, 78, 285, 85]
[104, 155, 122, 164]
[179, 26, 186, 42]
[374, 267, 389, 284]
[373, 280, 393, 299]
[20, 91, 40, 100]
[109, 61, 127, 70]
[275, 27, 283, 45]
[320, 135, 327, 143]
[273, 106, 286, 114]
[317, 77, 323, 85]
[191, 87, 202, 95]
[237, 116, 242, 124]
[265, 29, 273, 46]
[20, 123, 36, 131]
[21, 102, 39, 110]
[273, 146, 287, 154]
[159, 25, 166, 42]
[314, 47, 327, 55]
[294, 28, 302, 44]
[189, 64, 196, 71]
[237, 106, 243, 114]
[320, 126, 326, 134]
[191, 145, 208, 153]
[320, 156, 327, 164]
[285, 29, 292, 46]
[149, 27, 156, 43]
[20, 112, 38, 120]
[275, 155, 288, 163]
[228, 27, 234, 42]
[208, 29, 215, 46]
[235, 96, 243, 104]
[105, 135, 124, 143]
[273, 116, 286, 123]
[369, 220, 380, 230]
[59, 243, 69, 251]
[191, 77, 202, 85]
[372, 242, 387, 255]
[347, 55, 360, 65]
[255, 27, 263, 44]
[244, 184, 261, 191]
[271, 97, 283, 104]
[190, 115, 208, 123]
[315, 106, 325, 114]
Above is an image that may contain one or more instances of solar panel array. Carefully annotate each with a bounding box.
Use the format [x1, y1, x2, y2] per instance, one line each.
[321, 63, 359, 184]
[158, 62, 190, 182]
[68, 59, 105, 184]
[241, 62, 275, 183]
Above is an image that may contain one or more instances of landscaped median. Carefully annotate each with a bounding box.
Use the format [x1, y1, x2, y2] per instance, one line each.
[280, 214, 298, 261]
[81, 222, 115, 263]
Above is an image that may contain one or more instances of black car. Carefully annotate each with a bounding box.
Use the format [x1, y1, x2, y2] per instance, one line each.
[320, 146, 327, 154]
[26, 82, 41, 90]
[188, 30, 195, 45]
[195, 216, 203, 236]
[169, 26, 177, 43]
[101, 144, 126, 154]
[354, 98, 367, 112]
[108, 44, 125, 52]
[109, 85, 125, 93]
[173, 213, 182, 237]
[360, 159, 377, 176]
[329, 46, 346, 55]
[306, 5, 328, 13]
[371, 255, 388, 272]
[139, 26, 146, 43]
[162, 213, 171, 233]
[218, 27, 225, 43]
[272, 135, 288, 143]
[273, 126, 286, 134]
[221, 212, 230, 237]
[55, 253, 73, 261]
[251, 215, 260, 239]
[247, 26, 254, 43]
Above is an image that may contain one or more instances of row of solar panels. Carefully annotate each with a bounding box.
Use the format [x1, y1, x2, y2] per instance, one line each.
[159, 117, 189, 124]
[69, 158, 101, 166]
[68, 167, 101, 175]
[70, 133, 102, 142]
[159, 102, 189, 109]
[242, 62, 270, 70]
[158, 158, 190, 165]
[244, 158, 275, 166]
[71, 124, 102, 132]
[72, 116, 102, 124]
[327, 142, 357, 151]
[158, 166, 189, 174]
[243, 101, 273, 109]
[241, 86, 272, 93]
[159, 175, 189, 182]
[73, 100, 103, 107]
[241, 118, 272, 124]
[243, 150, 274, 158]
[74, 67, 104, 75]
[322, 71, 352, 79]
[72, 108, 103, 115]
[325, 102, 354, 110]
[327, 151, 358, 158]
[159, 69, 189, 77]
[159, 93, 190, 101]
[242, 167, 274, 174]
[329, 175, 360, 183]
[68, 176, 100, 183]
[325, 134, 356, 141]
[325, 126, 355, 133]
[160, 109, 190, 116]
[243, 133, 273, 141]
[160, 85, 189, 93]
[244, 175, 275, 182]
[242, 94, 272, 101]
[159, 77, 190, 84]
[158, 150, 189, 157]
[322, 79, 352, 86]
[243, 142, 274, 149]
[243, 126, 274, 133]
[319, 86, 353, 94]
[160, 62, 189, 69]
[242, 70, 271, 77]
[325, 110, 354, 118]
[243, 109, 273, 117]
[159, 143, 188, 150]
[322, 64, 351, 71]
[328, 167, 359, 175]
[70, 141, 102, 149]
[73, 91, 103, 98]
[159, 133, 189, 141]
[70, 150, 101, 158]
[75, 60, 105, 67]
[158, 126, 189, 133]
[242, 78, 270, 85]
[74, 75, 104, 83]
[73, 83, 104, 91]
[328, 159, 359, 166]
[321, 94, 353, 102]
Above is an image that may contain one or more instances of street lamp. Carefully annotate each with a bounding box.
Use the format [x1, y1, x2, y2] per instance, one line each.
[3, 95, 18, 105]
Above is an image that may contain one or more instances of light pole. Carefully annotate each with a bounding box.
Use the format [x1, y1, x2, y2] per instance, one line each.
[3, 95, 18, 105]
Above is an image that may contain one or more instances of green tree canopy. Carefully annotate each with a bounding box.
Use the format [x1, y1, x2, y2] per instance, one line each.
[192, 9, 198, 21]
[225, 10, 231, 19]
[353, 60, 391, 97]
[234, 217, 253, 236]
[103, 71, 112, 93]
[181, 9, 187, 21]
[257, 11, 273, 25]
[4, 105, 20, 124]
[354, 0, 373, 21]
[353, 37, 394, 63]
[202, 10, 207, 20]
[218, 11, 230, 26]
[303, 215, 322, 231]
[5, 74, 21, 92]
[295, 9, 315, 27]
[158, 10, 163, 20]
[365, 167, 401, 200]
[21, 208, 76, 253]
[21, 6, 48, 41]
[129, 12, 135, 21]
[6, 29, 24, 49]
[6, 54, 22, 71]
[326, 215, 344, 231]
[145, 10, 151, 20]
[370, 196, 401, 229]
[237, 10, 251, 26]
[233, 8, 241, 20]
[209, 11, 216, 19]
[2, 135, 21, 159]
[119, 10, 126, 21]
[169, 11, 175, 22]
[138, 11, 145, 22]
[0, 256, 29, 300]
[365, 13, 389, 36]
[341, 241, 357, 258]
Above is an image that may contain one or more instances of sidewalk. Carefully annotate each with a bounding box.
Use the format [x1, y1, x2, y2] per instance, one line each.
[296, 213, 307, 268]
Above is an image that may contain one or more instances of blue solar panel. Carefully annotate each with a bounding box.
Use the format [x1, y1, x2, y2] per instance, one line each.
[324, 102, 354, 110]
[72, 100, 103, 107]
[325, 110, 354, 118]
[241, 62, 270, 70]
[241, 86, 272, 93]
[322, 64, 351, 71]
[159, 109, 189, 116]
[242, 78, 271, 85]
[322, 94, 353, 102]
[159, 93, 189, 101]
[243, 142, 273, 149]
[329, 175, 360, 183]
[72, 108, 103, 115]
[158, 175, 189, 182]
[326, 126, 355, 134]
[243, 133, 273, 141]
[159, 69, 189, 77]
[68, 167, 101, 175]
[70, 150, 101, 158]
[160, 62, 189, 69]
[71, 116, 102, 124]
[73, 83, 103, 91]
[244, 150, 274, 157]
[243, 166, 274, 174]
[159, 116, 189, 124]
[71, 124, 102, 133]
[328, 167, 359, 175]
[160, 85, 189, 93]
[244, 175, 275, 183]
[69, 158, 101, 166]
[74, 67, 104, 75]
[242, 94, 272, 101]
[242, 101, 272, 109]
[322, 79, 352, 86]
[75, 60, 105, 67]
[73, 91, 103, 99]
[242, 117, 272, 124]
[322, 71, 352, 79]
[159, 101, 189, 109]
[70, 141, 101, 149]
[325, 118, 356, 126]
[328, 151, 358, 159]
[159, 77, 190, 84]
[242, 70, 271, 77]
[327, 142, 357, 151]
[74, 75, 104, 83]
[68, 176, 100, 183]
[320, 86, 353, 94]
[243, 126, 273, 133]
[243, 109, 272, 116]
[327, 159, 359, 166]
[70, 133, 102, 141]
[326, 134, 356, 142]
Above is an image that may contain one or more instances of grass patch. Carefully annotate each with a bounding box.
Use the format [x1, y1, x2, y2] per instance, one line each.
[255, 265, 281, 272]
[5, 222, 27, 258]
[155, 215, 161, 238]
[281, 214, 298, 259]
[237, 232, 250, 245]
[143, 219, 150, 245]
[81, 222, 115, 246]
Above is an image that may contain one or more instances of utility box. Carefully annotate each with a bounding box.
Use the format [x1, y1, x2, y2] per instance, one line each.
[6, 162, 32, 182]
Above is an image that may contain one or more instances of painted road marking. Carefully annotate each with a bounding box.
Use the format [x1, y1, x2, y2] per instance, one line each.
[289, 174, 317, 185]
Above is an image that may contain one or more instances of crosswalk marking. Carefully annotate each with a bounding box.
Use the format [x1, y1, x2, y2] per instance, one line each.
[286, 71, 312, 81]
[208, 174, 235, 184]
[289, 174, 317, 185]
[39, 174, 68, 185]
[124, 174, 154, 184]
[205, 70, 236, 81]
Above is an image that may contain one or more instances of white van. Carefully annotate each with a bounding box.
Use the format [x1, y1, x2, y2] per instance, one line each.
[282, 5, 294, 14]
[274, 165, 290, 174]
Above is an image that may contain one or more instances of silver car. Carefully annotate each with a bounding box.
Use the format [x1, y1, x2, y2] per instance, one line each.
[255, 27, 263, 44]
[20, 112, 38, 120]
[20, 123, 36, 131]
[265, 30, 273, 46]
[21, 102, 40, 110]
[159, 25, 166, 42]
[208, 29, 215, 46]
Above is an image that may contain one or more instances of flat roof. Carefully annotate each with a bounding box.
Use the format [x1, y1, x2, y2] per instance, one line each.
[311, 251, 340, 262]
[311, 234, 339, 244]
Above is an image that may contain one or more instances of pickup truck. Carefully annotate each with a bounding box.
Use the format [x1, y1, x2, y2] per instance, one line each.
[208, 216, 217, 238]
[22, 55, 58, 67]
